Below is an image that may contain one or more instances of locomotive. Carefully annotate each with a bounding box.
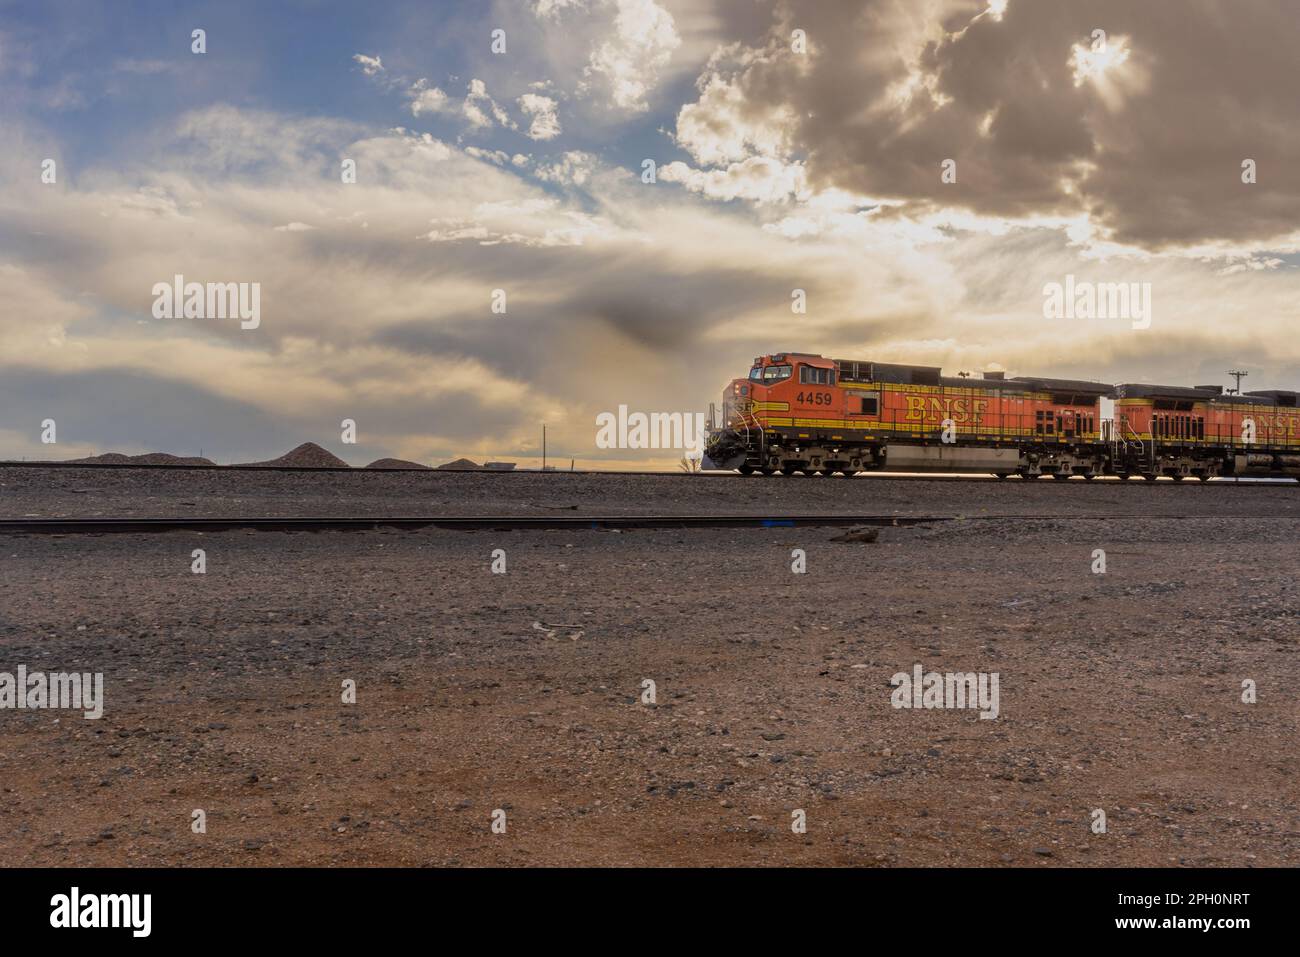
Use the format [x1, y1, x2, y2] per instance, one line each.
[703, 353, 1300, 481]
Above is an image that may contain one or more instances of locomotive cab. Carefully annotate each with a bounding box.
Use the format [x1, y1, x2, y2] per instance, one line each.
[709, 354, 839, 472]
[720, 354, 829, 431]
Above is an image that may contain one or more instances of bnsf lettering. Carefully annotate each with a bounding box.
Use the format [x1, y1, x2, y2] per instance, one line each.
[1249, 415, 1298, 434]
[904, 396, 990, 425]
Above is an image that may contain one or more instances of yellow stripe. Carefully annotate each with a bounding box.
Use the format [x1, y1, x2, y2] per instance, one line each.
[876, 382, 1051, 400]
[760, 418, 1080, 439]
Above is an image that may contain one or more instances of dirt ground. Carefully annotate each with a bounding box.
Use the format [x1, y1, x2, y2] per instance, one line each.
[0, 468, 1296, 866]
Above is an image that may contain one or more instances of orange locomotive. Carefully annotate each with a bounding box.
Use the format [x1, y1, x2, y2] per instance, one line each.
[704, 353, 1300, 480]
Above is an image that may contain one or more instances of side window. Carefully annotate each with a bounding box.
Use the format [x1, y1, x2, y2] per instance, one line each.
[799, 366, 832, 385]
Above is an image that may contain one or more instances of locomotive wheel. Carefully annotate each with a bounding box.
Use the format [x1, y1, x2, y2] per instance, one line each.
[738, 465, 755, 475]
[994, 473, 1009, 480]
[1142, 474, 1157, 482]
[1051, 473, 1070, 481]
[760, 467, 776, 476]
[1083, 473, 1096, 481]
[1171, 474, 1185, 482]
[780, 465, 799, 476]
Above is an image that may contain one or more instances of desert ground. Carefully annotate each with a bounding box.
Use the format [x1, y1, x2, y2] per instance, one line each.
[0, 466, 1296, 866]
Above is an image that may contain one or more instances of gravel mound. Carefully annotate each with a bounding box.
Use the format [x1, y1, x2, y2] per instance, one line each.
[365, 458, 430, 470]
[435, 457, 480, 470]
[64, 451, 216, 466]
[235, 442, 349, 468]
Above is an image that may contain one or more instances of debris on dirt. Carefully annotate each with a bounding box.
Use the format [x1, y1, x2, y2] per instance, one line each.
[532, 621, 584, 640]
[830, 526, 880, 543]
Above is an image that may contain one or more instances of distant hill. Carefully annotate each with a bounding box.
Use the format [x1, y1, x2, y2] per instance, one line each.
[65, 452, 216, 466]
[365, 458, 430, 469]
[435, 457, 480, 470]
[234, 442, 349, 468]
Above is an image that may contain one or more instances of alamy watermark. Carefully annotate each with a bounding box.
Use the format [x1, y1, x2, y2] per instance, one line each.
[50, 887, 150, 937]
[1043, 274, 1151, 330]
[151, 274, 260, 330]
[0, 665, 103, 719]
[890, 663, 999, 720]
[595, 405, 706, 455]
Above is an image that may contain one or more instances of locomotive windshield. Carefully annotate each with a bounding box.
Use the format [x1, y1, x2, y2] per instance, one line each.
[761, 365, 792, 381]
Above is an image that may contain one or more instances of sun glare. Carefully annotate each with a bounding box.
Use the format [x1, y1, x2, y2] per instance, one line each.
[1070, 34, 1132, 86]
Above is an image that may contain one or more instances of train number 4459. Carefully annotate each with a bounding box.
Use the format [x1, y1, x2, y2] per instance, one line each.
[797, 392, 834, 406]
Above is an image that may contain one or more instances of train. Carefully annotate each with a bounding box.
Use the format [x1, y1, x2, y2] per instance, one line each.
[703, 353, 1300, 481]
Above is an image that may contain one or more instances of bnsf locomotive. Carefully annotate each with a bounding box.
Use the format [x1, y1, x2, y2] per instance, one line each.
[704, 353, 1300, 481]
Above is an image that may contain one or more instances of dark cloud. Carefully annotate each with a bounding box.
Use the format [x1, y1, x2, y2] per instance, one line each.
[703, 0, 1300, 248]
[0, 367, 298, 462]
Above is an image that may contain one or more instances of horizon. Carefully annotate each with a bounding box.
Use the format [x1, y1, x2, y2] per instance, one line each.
[2, 0, 1298, 467]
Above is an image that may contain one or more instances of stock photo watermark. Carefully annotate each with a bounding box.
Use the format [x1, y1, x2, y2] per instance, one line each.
[0, 666, 103, 719]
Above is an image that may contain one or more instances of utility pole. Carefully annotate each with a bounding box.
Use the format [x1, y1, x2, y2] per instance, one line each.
[1226, 369, 1248, 395]
[541, 424, 547, 471]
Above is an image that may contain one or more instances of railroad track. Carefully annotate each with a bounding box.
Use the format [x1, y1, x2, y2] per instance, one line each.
[0, 460, 1294, 484]
[0, 515, 947, 535]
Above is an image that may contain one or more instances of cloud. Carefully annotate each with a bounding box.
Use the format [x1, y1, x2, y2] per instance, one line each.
[533, 0, 589, 18]
[582, 0, 682, 112]
[464, 78, 515, 130]
[659, 156, 808, 204]
[465, 146, 511, 165]
[352, 53, 385, 77]
[406, 79, 452, 117]
[518, 93, 561, 140]
[677, 0, 1300, 252]
[533, 151, 598, 187]
[674, 54, 798, 167]
[404, 77, 516, 132]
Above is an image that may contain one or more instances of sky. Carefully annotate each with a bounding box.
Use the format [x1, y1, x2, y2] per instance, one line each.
[1, 0, 1298, 467]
